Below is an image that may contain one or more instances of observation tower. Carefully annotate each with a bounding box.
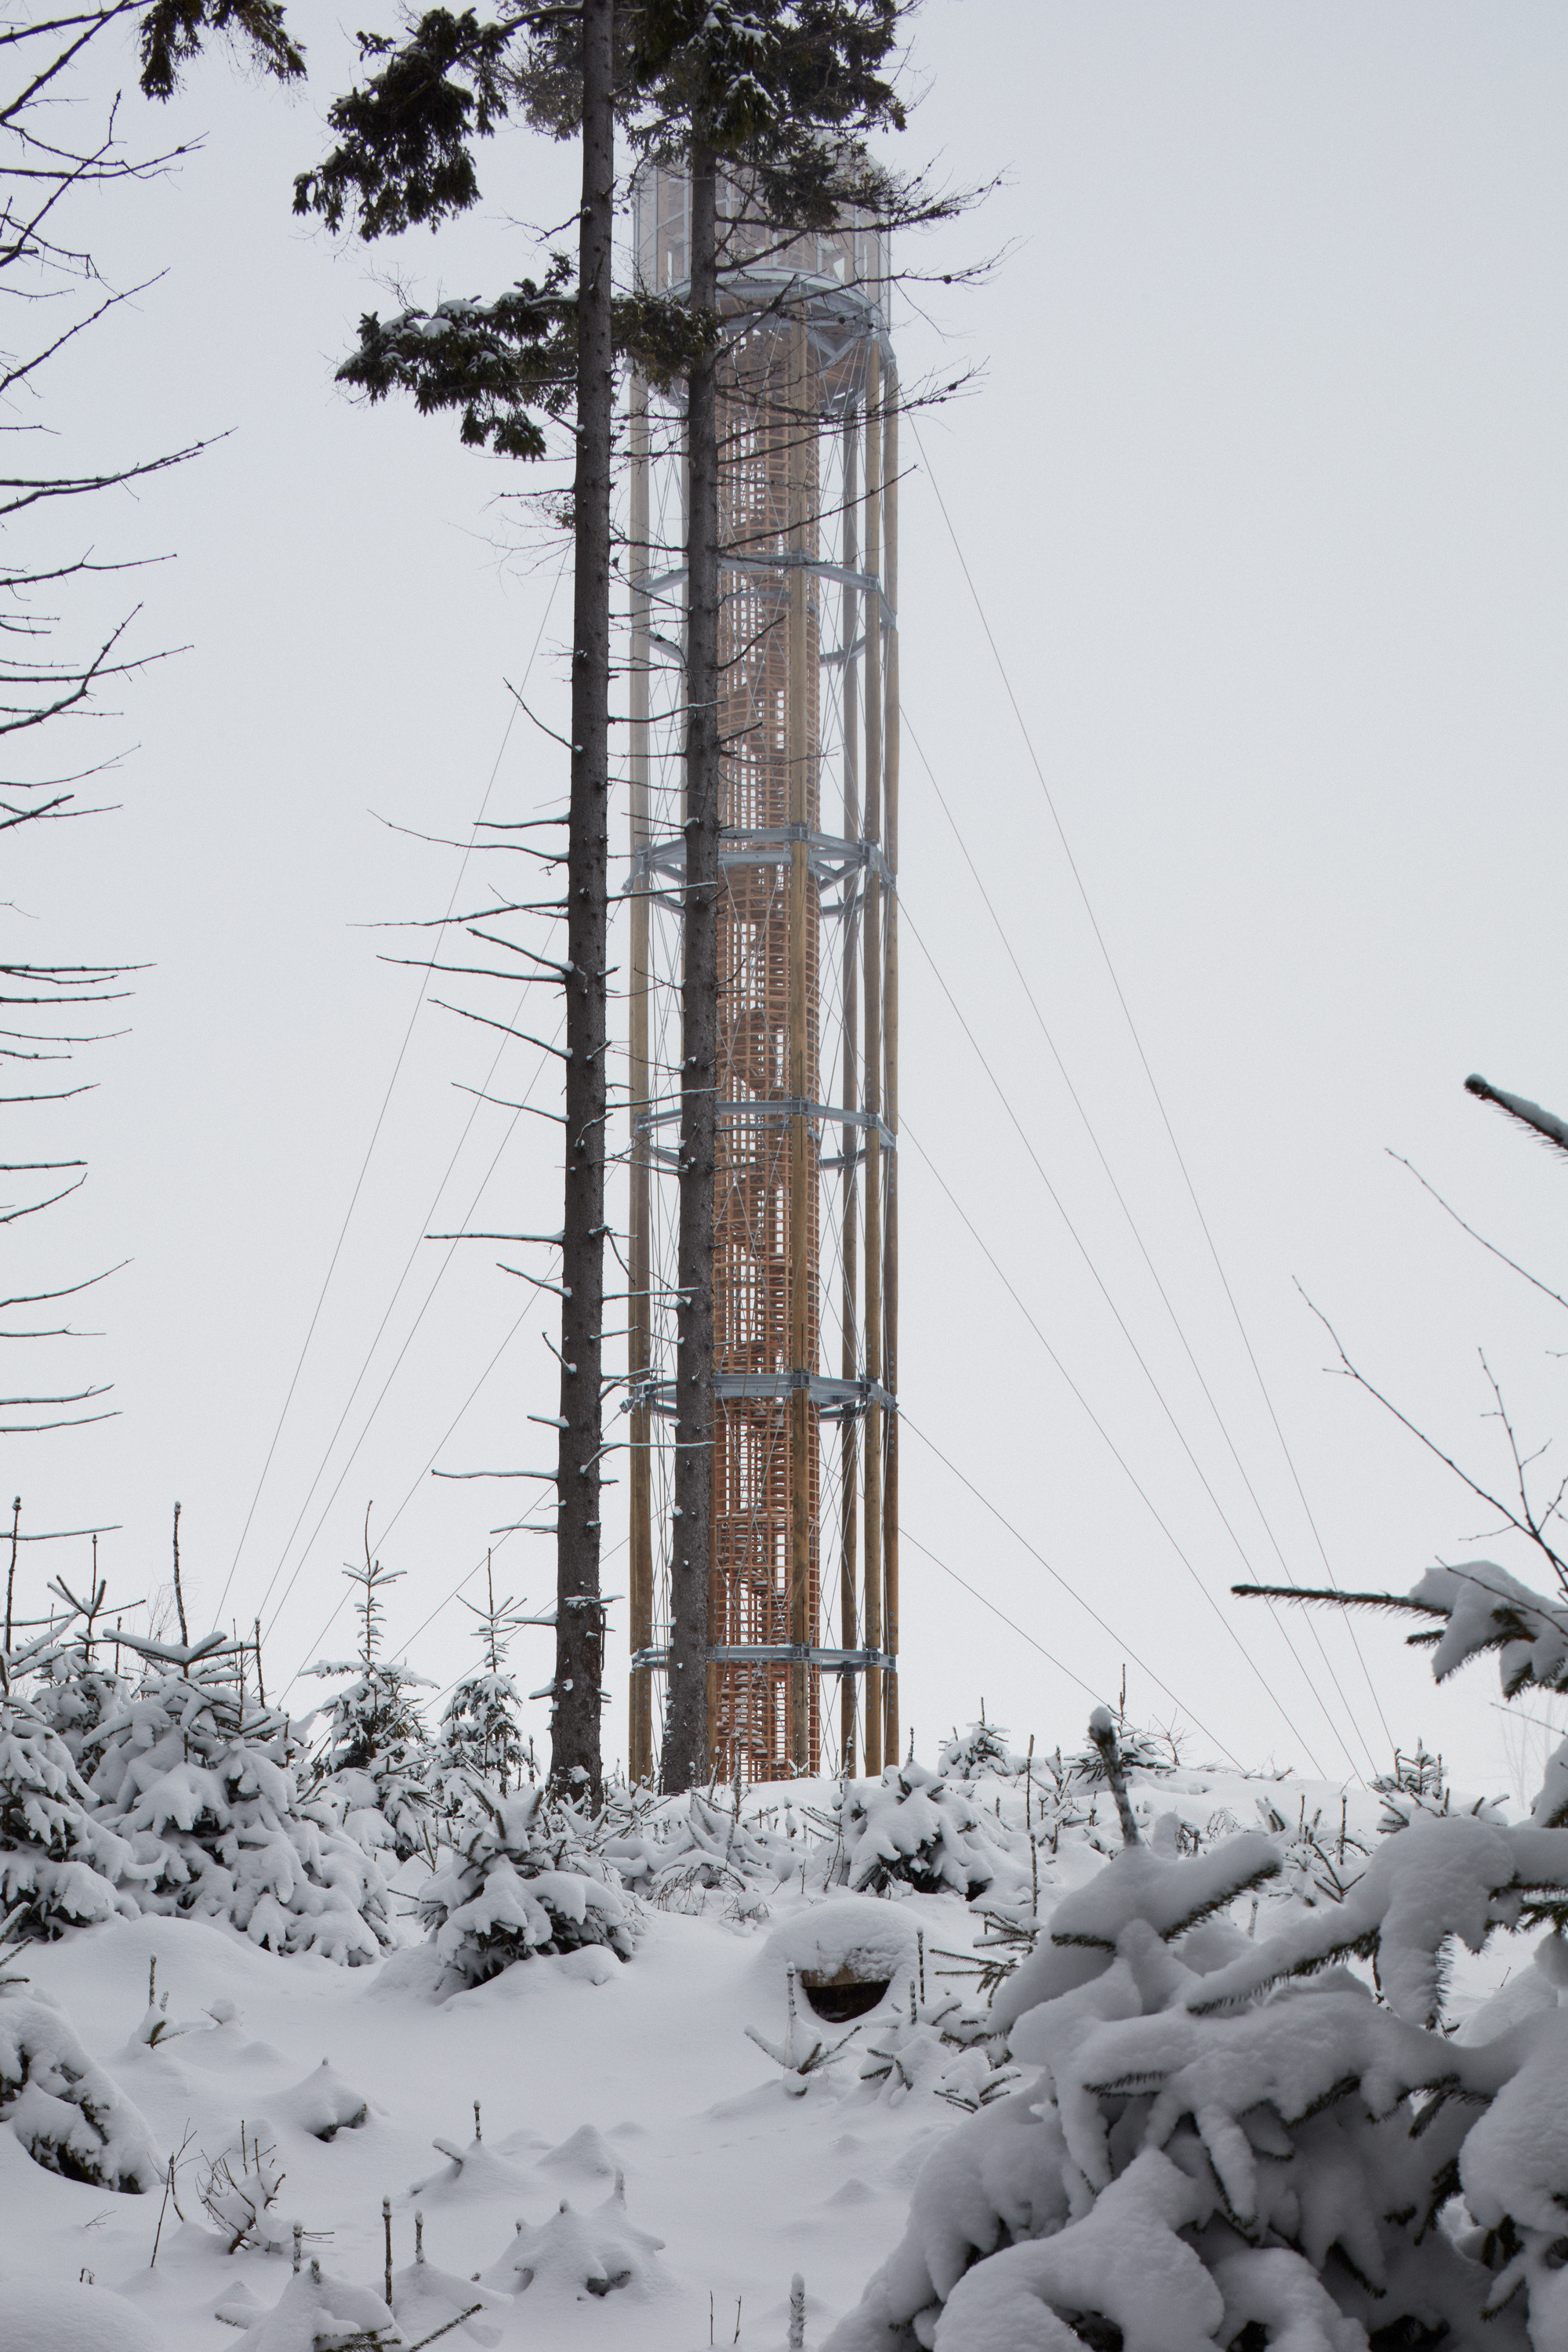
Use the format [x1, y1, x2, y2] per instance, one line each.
[626, 166, 900, 1784]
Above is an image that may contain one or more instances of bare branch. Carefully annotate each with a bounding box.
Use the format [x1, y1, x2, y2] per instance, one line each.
[1388, 1148, 1568, 1315]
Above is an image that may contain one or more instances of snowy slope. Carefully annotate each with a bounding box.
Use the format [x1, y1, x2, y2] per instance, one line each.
[0, 1757, 1530, 2350]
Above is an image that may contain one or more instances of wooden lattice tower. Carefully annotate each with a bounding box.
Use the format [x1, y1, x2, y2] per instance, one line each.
[628, 167, 899, 1783]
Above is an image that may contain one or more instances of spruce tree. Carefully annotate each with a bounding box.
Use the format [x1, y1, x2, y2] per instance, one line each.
[303, 1544, 434, 1861]
[89, 1630, 392, 1962]
[297, 1, 627, 1804]
[430, 1559, 535, 1806]
[0, 1622, 141, 1939]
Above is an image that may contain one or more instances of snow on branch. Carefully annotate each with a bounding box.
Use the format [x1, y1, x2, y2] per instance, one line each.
[1465, 1073, 1568, 1160]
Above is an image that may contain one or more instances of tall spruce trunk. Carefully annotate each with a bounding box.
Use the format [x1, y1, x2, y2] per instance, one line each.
[662, 142, 719, 1795]
[550, 0, 615, 1803]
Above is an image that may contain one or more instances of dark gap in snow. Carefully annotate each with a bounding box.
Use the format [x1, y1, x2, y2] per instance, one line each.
[799, 1973, 891, 2022]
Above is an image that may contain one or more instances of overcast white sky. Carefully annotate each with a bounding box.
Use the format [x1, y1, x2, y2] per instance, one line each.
[10, 0, 1568, 1801]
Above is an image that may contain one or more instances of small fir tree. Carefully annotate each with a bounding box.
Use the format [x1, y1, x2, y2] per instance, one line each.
[0, 1621, 143, 1938]
[89, 1629, 393, 1964]
[937, 1712, 1019, 1783]
[430, 1561, 537, 1813]
[303, 1535, 434, 1861]
[27, 1572, 132, 1767]
[417, 1784, 634, 1988]
[833, 1760, 1022, 1902]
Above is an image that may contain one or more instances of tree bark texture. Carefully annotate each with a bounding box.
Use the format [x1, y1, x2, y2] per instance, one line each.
[550, 0, 615, 1802]
[662, 143, 719, 1795]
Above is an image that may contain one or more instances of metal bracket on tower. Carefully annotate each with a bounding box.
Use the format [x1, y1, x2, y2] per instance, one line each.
[628, 826, 894, 896]
[630, 1368, 895, 1421]
[641, 550, 896, 634]
[631, 1643, 897, 1675]
[634, 1100, 897, 1152]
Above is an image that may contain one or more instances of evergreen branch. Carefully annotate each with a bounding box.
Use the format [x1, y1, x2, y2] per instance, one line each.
[1466, 1073, 1568, 1161]
[1232, 1584, 1447, 1618]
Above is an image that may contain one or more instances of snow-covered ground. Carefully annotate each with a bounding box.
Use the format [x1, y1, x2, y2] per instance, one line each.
[1, 1747, 1534, 2352]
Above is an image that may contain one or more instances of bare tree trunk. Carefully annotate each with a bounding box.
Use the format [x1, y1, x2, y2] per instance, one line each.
[549, 0, 615, 1803]
[662, 140, 719, 1794]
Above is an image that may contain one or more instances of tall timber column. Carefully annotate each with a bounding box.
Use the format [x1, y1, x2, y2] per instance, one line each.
[786, 312, 813, 1774]
[881, 380, 901, 1771]
[627, 374, 654, 1785]
[838, 412, 861, 1777]
[627, 165, 896, 1785]
[862, 347, 884, 1780]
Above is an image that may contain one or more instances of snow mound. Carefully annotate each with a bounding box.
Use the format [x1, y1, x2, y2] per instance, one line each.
[0, 1985, 158, 2191]
[482, 2174, 666, 2306]
[274, 2058, 368, 2140]
[542, 2122, 619, 2178]
[226, 2258, 400, 2349]
[390, 2250, 510, 2347]
[759, 1896, 916, 1992]
[0, 2275, 161, 2351]
[409, 2131, 529, 2200]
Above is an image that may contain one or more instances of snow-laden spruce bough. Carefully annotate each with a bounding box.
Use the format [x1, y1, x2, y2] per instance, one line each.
[826, 1579, 1568, 2352]
[14, 1563, 1568, 2346]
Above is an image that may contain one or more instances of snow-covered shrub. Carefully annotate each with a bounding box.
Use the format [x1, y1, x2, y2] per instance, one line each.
[122, 1955, 208, 2051]
[0, 1981, 159, 2190]
[89, 1636, 393, 1963]
[1250, 1789, 1370, 1917]
[392, 2220, 511, 2345]
[427, 1567, 543, 1813]
[482, 2173, 665, 2304]
[0, 1682, 143, 1938]
[228, 2256, 401, 2349]
[827, 1706, 1568, 2352]
[746, 1964, 867, 2094]
[936, 1718, 1021, 1783]
[303, 1664, 434, 1864]
[834, 1762, 1022, 1901]
[1069, 1708, 1183, 1783]
[411, 2118, 532, 2201]
[988, 1817, 1283, 2032]
[597, 1786, 797, 1917]
[417, 1786, 635, 1987]
[274, 2058, 368, 2140]
[198, 2122, 288, 2252]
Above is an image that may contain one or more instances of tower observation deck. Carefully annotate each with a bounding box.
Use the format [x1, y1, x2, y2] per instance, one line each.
[626, 165, 901, 1784]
